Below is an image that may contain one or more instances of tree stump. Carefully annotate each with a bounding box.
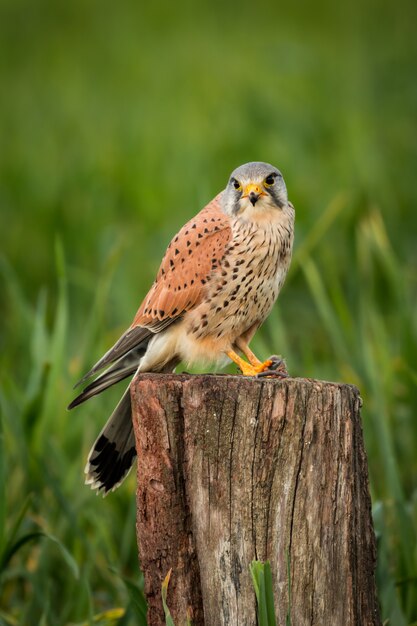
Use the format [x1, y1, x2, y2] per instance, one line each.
[131, 374, 381, 626]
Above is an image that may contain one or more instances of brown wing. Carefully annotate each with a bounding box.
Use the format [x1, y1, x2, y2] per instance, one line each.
[131, 192, 231, 331]
[73, 193, 231, 387]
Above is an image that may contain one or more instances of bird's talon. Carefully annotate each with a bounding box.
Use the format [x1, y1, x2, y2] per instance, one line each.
[238, 359, 274, 376]
[270, 355, 287, 371]
[256, 356, 289, 378]
[257, 369, 289, 379]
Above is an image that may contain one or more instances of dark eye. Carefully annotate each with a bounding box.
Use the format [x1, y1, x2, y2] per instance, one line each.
[264, 174, 275, 187]
[232, 178, 242, 191]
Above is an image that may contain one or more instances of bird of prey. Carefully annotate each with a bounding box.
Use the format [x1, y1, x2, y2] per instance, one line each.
[68, 161, 295, 495]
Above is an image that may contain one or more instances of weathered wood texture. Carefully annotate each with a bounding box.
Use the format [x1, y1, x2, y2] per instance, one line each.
[131, 374, 381, 626]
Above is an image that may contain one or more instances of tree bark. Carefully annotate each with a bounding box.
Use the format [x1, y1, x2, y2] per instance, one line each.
[131, 374, 381, 626]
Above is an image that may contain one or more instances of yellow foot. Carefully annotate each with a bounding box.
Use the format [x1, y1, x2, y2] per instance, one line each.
[239, 359, 274, 376]
[226, 350, 272, 376]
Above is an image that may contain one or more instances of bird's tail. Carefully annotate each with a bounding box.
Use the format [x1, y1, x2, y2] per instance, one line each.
[69, 343, 150, 495]
[85, 385, 136, 496]
[81, 352, 180, 495]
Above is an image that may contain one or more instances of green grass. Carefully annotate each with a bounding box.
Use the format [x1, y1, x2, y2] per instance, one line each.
[0, 0, 416, 624]
[250, 561, 278, 626]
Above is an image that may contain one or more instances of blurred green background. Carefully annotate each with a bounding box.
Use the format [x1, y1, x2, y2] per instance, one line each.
[1, 0, 416, 623]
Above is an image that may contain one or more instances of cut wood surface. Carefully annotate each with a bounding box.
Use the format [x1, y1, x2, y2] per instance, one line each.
[131, 374, 381, 626]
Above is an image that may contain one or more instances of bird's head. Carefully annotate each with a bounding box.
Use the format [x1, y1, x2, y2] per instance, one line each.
[221, 161, 288, 217]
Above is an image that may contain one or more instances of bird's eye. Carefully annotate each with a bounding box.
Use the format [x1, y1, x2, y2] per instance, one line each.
[264, 174, 275, 187]
[232, 179, 242, 191]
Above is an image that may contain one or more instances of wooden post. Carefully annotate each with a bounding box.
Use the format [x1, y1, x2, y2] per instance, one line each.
[131, 374, 381, 626]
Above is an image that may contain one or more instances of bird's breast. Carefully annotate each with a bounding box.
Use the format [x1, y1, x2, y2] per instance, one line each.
[185, 208, 294, 350]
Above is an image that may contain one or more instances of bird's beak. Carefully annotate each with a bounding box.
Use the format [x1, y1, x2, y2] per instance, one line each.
[242, 183, 265, 206]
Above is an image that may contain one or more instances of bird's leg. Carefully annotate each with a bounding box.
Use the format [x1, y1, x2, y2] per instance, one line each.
[235, 339, 265, 368]
[235, 337, 275, 372]
[226, 349, 273, 376]
[232, 338, 289, 378]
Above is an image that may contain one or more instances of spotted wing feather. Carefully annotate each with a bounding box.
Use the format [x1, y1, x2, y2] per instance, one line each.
[73, 193, 230, 386]
[132, 193, 231, 329]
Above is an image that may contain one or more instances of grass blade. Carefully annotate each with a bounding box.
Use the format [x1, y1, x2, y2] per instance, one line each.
[161, 569, 176, 626]
[1, 531, 45, 571]
[250, 561, 277, 626]
[0, 494, 33, 571]
[117, 573, 147, 623]
[1, 529, 79, 581]
[264, 562, 277, 626]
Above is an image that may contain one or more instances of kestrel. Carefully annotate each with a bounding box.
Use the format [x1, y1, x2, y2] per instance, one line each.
[69, 162, 295, 495]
